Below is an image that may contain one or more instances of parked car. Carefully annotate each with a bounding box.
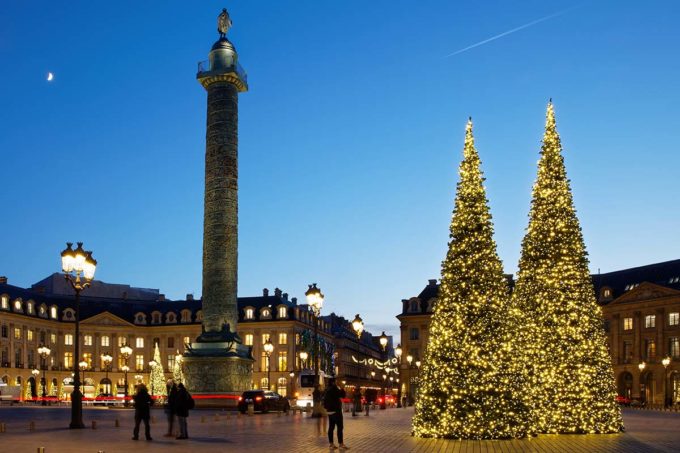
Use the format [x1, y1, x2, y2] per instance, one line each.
[615, 395, 631, 406]
[93, 393, 118, 406]
[238, 390, 290, 414]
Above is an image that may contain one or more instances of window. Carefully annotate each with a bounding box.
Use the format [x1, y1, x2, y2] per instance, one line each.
[65, 334, 73, 345]
[84, 335, 93, 346]
[278, 333, 287, 345]
[603, 289, 611, 298]
[152, 312, 161, 324]
[14, 300, 22, 311]
[167, 337, 175, 349]
[166, 312, 177, 323]
[168, 354, 175, 370]
[50, 333, 56, 344]
[183, 337, 191, 347]
[1, 325, 7, 338]
[101, 336, 110, 347]
[118, 336, 128, 347]
[262, 334, 270, 345]
[14, 349, 21, 367]
[278, 351, 287, 371]
[27, 302, 34, 315]
[14, 328, 21, 340]
[50, 306, 57, 319]
[136, 337, 144, 348]
[40, 331, 45, 344]
[410, 300, 419, 312]
[135, 313, 146, 324]
[181, 310, 192, 323]
[244, 334, 253, 346]
[670, 313, 680, 326]
[277, 377, 287, 396]
[135, 355, 144, 371]
[670, 338, 680, 358]
[645, 315, 656, 328]
[261, 309, 270, 319]
[261, 352, 269, 371]
[295, 333, 300, 345]
[83, 352, 92, 368]
[278, 306, 287, 318]
[1, 296, 7, 310]
[27, 330, 33, 341]
[645, 339, 656, 360]
[622, 341, 633, 363]
[245, 308, 254, 320]
[260, 377, 269, 390]
[64, 352, 73, 369]
[623, 318, 633, 331]
[409, 328, 419, 341]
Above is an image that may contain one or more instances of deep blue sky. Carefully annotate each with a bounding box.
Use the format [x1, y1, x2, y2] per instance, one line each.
[2, 1, 679, 340]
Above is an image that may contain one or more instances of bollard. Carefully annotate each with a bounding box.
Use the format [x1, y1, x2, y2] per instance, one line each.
[29, 421, 35, 431]
[115, 418, 120, 428]
[36, 448, 45, 453]
[91, 420, 97, 430]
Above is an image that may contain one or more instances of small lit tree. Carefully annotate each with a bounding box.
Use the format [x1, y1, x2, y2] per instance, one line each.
[149, 342, 167, 397]
[173, 354, 185, 384]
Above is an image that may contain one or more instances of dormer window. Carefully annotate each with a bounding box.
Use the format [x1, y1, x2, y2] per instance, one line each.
[166, 312, 177, 324]
[63, 309, 75, 321]
[603, 288, 611, 298]
[409, 300, 419, 313]
[13, 299, 22, 312]
[180, 310, 192, 323]
[39, 304, 47, 317]
[50, 306, 58, 319]
[196, 310, 203, 322]
[1, 296, 8, 310]
[278, 306, 287, 319]
[134, 313, 147, 325]
[152, 312, 161, 325]
[245, 308, 254, 320]
[261, 308, 271, 319]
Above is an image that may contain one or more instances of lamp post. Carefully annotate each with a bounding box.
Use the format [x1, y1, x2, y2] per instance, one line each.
[305, 283, 324, 387]
[263, 337, 274, 390]
[79, 361, 88, 401]
[61, 242, 97, 429]
[148, 360, 157, 396]
[351, 314, 364, 339]
[663, 356, 671, 407]
[38, 345, 51, 405]
[101, 353, 112, 394]
[31, 369, 40, 402]
[370, 370, 376, 402]
[379, 331, 388, 351]
[299, 351, 308, 369]
[120, 344, 132, 407]
[638, 361, 646, 403]
[394, 344, 402, 408]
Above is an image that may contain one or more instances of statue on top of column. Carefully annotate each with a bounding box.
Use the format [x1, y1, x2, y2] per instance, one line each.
[217, 8, 232, 38]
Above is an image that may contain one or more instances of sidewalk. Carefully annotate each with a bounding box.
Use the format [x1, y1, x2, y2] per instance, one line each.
[0, 405, 677, 452]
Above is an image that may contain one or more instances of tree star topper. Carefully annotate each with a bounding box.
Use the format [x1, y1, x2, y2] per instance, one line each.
[217, 8, 232, 38]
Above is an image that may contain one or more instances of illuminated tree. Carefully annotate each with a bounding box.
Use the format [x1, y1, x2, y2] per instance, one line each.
[173, 354, 185, 384]
[149, 342, 167, 397]
[412, 120, 529, 439]
[512, 102, 623, 433]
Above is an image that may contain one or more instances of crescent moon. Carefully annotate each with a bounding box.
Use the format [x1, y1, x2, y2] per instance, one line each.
[47, 72, 54, 81]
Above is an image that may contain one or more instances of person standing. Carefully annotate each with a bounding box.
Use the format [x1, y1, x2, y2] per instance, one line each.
[324, 378, 349, 450]
[175, 383, 194, 439]
[313, 384, 327, 435]
[164, 380, 178, 437]
[132, 384, 154, 441]
[352, 388, 362, 417]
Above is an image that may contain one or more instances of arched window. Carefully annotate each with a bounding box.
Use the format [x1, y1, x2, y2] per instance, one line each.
[26, 301, 34, 315]
[277, 306, 287, 319]
[277, 377, 287, 396]
[134, 313, 147, 325]
[50, 306, 58, 319]
[409, 299, 419, 313]
[195, 310, 203, 322]
[0, 295, 8, 310]
[244, 307, 254, 320]
[166, 312, 177, 324]
[261, 308, 271, 319]
[180, 310, 192, 323]
[151, 311, 161, 325]
[13, 299, 22, 312]
[39, 304, 47, 318]
[260, 377, 269, 390]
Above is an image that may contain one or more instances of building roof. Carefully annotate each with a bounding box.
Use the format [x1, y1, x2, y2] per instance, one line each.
[592, 259, 680, 303]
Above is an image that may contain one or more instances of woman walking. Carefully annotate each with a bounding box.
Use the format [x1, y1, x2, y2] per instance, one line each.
[174, 383, 194, 439]
[132, 384, 154, 441]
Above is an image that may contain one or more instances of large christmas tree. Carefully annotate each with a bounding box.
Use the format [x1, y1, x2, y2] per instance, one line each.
[512, 102, 623, 433]
[412, 120, 529, 439]
[149, 342, 167, 397]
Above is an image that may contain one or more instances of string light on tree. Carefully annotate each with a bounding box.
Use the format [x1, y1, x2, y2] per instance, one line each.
[412, 119, 529, 439]
[511, 101, 623, 434]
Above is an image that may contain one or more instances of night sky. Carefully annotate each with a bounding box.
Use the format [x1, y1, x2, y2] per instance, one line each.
[2, 1, 679, 340]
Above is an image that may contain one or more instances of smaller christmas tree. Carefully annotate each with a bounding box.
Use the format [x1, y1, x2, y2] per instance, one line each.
[150, 342, 168, 396]
[23, 380, 32, 401]
[173, 353, 185, 384]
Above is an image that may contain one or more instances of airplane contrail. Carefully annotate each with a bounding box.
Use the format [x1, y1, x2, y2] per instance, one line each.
[445, 7, 575, 58]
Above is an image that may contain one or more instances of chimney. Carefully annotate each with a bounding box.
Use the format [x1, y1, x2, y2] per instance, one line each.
[263, 288, 269, 297]
[122, 291, 128, 300]
[0, 276, 6, 285]
[274, 287, 282, 298]
[158, 294, 166, 302]
[428, 279, 437, 287]
[186, 293, 194, 301]
[282, 292, 288, 301]
[291, 297, 297, 305]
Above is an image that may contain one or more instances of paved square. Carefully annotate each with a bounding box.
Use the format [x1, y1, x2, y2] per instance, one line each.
[0, 406, 677, 452]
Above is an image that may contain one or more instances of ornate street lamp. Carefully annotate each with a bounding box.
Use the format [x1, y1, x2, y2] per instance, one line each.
[415, 360, 421, 369]
[638, 361, 646, 403]
[379, 331, 388, 351]
[79, 360, 88, 400]
[148, 360, 157, 395]
[61, 242, 97, 429]
[406, 354, 413, 366]
[101, 353, 113, 394]
[38, 345, 51, 405]
[394, 343, 403, 407]
[305, 283, 324, 387]
[663, 356, 671, 407]
[299, 350, 309, 369]
[351, 314, 364, 339]
[120, 343, 133, 407]
[263, 337, 274, 390]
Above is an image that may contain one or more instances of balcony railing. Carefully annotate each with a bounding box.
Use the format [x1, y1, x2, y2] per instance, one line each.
[197, 59, 248, 85]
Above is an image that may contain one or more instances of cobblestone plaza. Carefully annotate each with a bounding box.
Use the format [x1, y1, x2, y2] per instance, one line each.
[0, 406, 676, 452]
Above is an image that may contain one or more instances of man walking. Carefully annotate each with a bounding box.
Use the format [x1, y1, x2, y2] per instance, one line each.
[132, 384, 153, 441]
[324, 378, 349, 450]
[174, 383, 194, 439]
[164, 380, 178, 437]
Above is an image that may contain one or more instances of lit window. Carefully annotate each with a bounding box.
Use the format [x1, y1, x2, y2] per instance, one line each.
[84, 335, 93, 346]
[39, 305, 46, 316]
[118, 336, 128, 347]
[27, 330, 33, 341]
[260, 377, 268, 389]
[0, 296, 8, 310]
[135, 355, 144, 371]
[14, 328, 21, 340]
[670, 338, 680, 358]
[168, 354, 175, 370]
[277, 377, 287, 397]
[278, 351, 287, 371]
[50, 333, 56, 344]
[101, 336, 110, 347]
[603, 289, 611, 298]
[83, 352, 92, 368]
[26, 303, 34, 314]
[14, 300, 22, 311]
[261, 352, 269, 371]
[278, 306, 287, 318]
[245, 308, 254, 320]
[65, 334, 74, 345]
[646, 339, 656, 359]
[183, 336, 191, 347]
[295, 333, 300, 345]
[645, 315, 656, 329]
[278, 333, 287, 345]
[261, 309, 270, 319]
[244, 334, 253, 346]
[623, 318, 633, 331]
[670, 313, 680, 326]
[136, 337, 144, 348]
[262, 334, 269, 345]
[64, 352, 73, 369]
[50, 307, 57, 319]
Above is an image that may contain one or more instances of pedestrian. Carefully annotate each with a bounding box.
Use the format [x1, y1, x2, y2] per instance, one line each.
[175, 383, 194, 439]
[313, 384, 327, 435]
[164, 379, 178, 437]
[132, 384, 153, 441]
[323, 378, 349, 450]
[352, 388, 361, 417]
